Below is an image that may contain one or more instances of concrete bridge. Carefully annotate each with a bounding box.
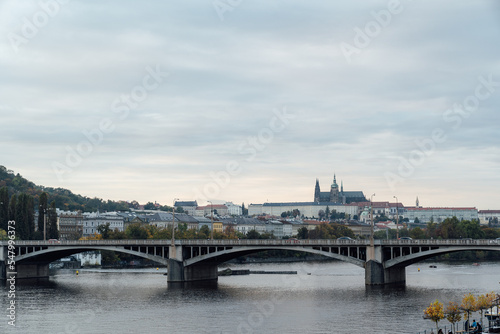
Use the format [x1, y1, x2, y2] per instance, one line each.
[2, 239, 499, 285]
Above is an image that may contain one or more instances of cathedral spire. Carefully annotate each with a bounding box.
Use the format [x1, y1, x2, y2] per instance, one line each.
[341, 180, 343, 193]
[416, 196, 419, 207]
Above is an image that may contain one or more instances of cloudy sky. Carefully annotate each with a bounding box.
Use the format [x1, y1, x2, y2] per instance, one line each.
[1, 0, 499, 210]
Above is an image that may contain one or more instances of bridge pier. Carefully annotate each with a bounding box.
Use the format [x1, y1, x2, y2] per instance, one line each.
[0, 261, 5, 280]
[16, 263, 50, 279]
[167, 259, 218, 283]
[168, 245, 218, 283]
[365, 260, 405, 285]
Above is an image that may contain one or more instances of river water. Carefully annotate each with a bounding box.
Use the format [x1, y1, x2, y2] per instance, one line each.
[1, 260, 499, 334]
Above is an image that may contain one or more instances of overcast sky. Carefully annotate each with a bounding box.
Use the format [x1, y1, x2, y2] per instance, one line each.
[1, 0, 499, 210]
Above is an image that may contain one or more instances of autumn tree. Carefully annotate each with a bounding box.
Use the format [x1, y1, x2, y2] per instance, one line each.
[445, 301, 462, 333]
[461, 293, 477, 326]
[424, 299, 445, 334]
[477, 292, 496, 327]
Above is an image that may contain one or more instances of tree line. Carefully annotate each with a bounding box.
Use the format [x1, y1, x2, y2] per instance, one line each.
[0, 187, 58, 240]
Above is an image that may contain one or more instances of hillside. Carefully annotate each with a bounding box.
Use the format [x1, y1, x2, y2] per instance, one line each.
[0, 165, 130, 212]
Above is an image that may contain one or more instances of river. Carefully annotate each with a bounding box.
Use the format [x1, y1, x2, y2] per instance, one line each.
[1, 260, 499, 334]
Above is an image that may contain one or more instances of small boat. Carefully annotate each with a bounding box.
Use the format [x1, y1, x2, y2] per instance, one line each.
[472, 263, 480, 266]
[429, 265, 437, 268]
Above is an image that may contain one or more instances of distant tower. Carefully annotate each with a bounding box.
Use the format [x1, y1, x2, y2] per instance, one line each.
[330, 174, 339, 203]
[416, 196, 420, 207]
[314, 179, 321, 202]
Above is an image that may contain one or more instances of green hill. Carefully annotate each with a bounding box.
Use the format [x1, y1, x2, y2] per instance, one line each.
[0, 165, 130, 212]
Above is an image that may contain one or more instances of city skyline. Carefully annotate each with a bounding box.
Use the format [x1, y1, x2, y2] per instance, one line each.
[1, 1, 499, 210]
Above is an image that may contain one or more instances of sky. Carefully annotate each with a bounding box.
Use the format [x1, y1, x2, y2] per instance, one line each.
[0, 0, 499, 210]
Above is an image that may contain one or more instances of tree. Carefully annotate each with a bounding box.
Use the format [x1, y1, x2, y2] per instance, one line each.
[198, 225, 210, 239]
[97, 223, 112, 239]
[242, 203, 248, 216]
[0, 186, 9, 231]
[410, 227, 426, 239]
[143, 202, 157, 210]
[445, 301, 462, 334]
[246, 229, 261, 239]
[8, 194, 16, 224]
[424, 299, 445, 334]
[125, 223, 149, 239]
[477, 292, 496, 327]
[461, 293, 477, 326]
[38, 192, 48, 234]
[47, 201, 59, 239]
[297, 227, 309, 239]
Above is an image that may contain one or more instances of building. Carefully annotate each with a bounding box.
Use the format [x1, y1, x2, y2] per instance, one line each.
[403, 207, 478, 223]
[248, 202, 359, 219]
[58, 211, 83, 240]
[224, 202, 242, 216]
[314, 174, 366, 204]
[194, 204, 228, 217]
[478, 210, 500, 225]
[221, 217, 267, 235]
[174, 201, 198, 216]
[83, 212, 125, 237]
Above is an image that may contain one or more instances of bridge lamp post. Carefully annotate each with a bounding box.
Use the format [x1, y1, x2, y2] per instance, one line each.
[370, 193, 375, 246]
[208, 201, 214, 240]
[171, 198, 179, 246]
[393, 196, 399, 240]
[39, 204, 47, 241]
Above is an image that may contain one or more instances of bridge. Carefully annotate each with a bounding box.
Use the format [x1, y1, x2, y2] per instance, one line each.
[2, 239, 499, 285]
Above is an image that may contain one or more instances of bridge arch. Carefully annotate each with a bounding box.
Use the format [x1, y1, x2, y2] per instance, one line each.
[385, 246, 500, 268]
[184, 246, 366, 268]
[15, 246, 169, 266]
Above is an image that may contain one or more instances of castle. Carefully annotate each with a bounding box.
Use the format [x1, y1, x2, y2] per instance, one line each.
[314, 174, 366, 204]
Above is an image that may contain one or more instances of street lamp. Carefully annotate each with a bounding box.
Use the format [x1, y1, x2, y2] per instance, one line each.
[393, 195, 399, 240]
[370, 193, 375, 246]
[39, 204, 47, 241]
[207, 201, 214, 240]
[171, 198, 179, 246]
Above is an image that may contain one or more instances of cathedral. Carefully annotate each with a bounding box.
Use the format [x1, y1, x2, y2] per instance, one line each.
[314, 175, 367, 204]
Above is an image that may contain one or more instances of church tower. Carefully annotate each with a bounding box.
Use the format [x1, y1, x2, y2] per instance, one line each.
[314, 179, 321, 202]
[330, 174, 339, 203]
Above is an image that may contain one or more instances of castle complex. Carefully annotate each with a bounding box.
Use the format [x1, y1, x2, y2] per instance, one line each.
[314, 174, 366, 204]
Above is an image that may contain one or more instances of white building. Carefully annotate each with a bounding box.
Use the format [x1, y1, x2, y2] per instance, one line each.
[82, 212, 125, 237]
[478, 210, 500, 225]
[248, 202, 358, 219]
[225, 202, 242, 216]
[403, 207, 478, 223]
[75, 251, 101, 266]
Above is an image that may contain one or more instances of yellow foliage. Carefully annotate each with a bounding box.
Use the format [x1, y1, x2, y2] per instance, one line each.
[424, 299, 445, 323]
[445, 301, 462, 325]
[79, 233, 103, 241]
[461, 293, 477, 316]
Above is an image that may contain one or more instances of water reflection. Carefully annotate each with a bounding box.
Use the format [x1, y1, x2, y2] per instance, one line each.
[2, 262, 500, 334]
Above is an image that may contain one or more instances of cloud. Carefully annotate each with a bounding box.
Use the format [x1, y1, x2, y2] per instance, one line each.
[0, 0, 498, 209]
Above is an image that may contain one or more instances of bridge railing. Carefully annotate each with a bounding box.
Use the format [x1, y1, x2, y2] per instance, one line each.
[384, 239, 498, 246]
[2, 239, 372, 246]
[2, 239, 498, 247]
